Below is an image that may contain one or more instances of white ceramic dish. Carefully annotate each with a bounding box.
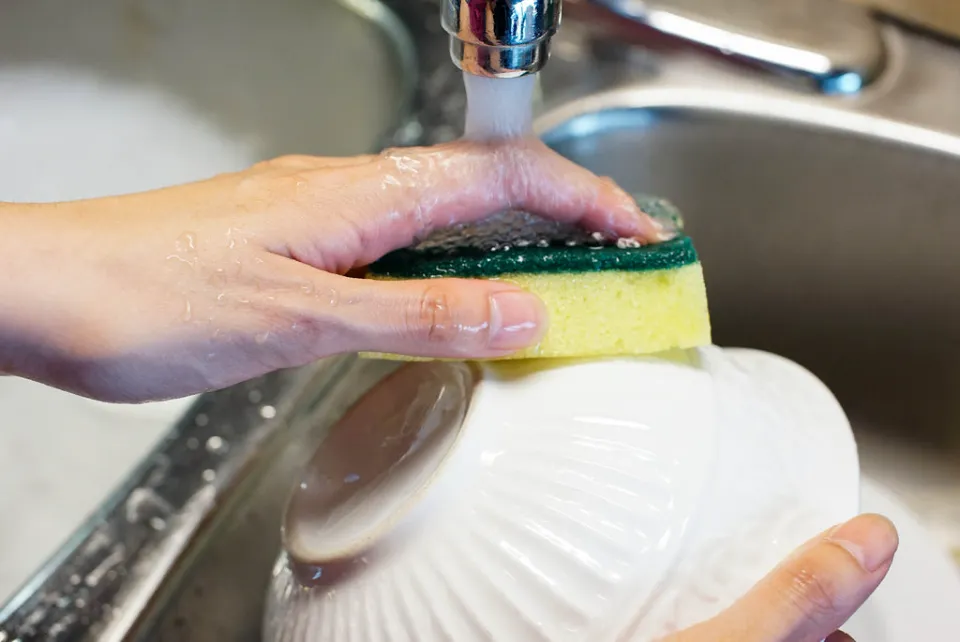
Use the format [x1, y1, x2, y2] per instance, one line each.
[264, 346, 862, 641]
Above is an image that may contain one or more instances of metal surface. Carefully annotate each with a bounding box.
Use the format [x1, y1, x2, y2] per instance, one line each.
[0, 0, 414, 159]
[850, 0, 960, 42]
[0, 0, 415, 638]
[5, 0, 960, 639]
[441, 0, 562, 77]
[586, 0, 886, 93]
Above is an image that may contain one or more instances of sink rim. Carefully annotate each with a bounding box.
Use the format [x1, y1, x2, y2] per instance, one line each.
[536, 83, 960, 161]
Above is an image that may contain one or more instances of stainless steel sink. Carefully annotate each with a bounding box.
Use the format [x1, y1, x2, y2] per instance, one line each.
[4, 0, 960, 640]
[0, 0, 414, 159]
[535, 15, 960, 557]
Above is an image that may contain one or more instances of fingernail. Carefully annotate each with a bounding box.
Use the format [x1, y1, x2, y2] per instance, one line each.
[827, 514, 899, 573]
[634, 196, 684, 242]
[650, 215, 680, 242]
[488, 291, 547, 351]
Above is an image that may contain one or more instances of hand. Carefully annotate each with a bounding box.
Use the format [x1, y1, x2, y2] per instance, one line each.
[665, 513, 899, 642]
[0, 139, 665, 402]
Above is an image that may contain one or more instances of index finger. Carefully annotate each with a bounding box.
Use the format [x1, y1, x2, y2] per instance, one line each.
[321, 138, 671, 268]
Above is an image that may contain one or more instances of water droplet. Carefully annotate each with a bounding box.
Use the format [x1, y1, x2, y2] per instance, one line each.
[186, 437, 199, 449]
[254, 331, 270, 345]
[149, 517, 167, 531]
[70, 574, 82, 586]
[206, 436, 225, 453]
[300, 282, 315, 296]
[260, 405, 277, 419]
[344, 473, 360, 484]
[182, 300, 192, 322]
[328, 289, 340, 307]
[124, 488, 172, 524]
[202, 469, 217, 483]
[195, 414, 209, 427]
[176, 232, 196, 253]
[248, 389, 263, 404]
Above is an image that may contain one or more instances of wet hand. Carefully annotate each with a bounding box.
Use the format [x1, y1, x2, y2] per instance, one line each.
[664, 513, 899, 642]
[0, 139, 665, 402]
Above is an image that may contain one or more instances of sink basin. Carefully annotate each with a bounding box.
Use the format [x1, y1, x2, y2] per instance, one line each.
[543, 102, 960, 561]
[4, 0, 960, 640]
[0, 0, 412, 634]
[533, 17, 960, 556]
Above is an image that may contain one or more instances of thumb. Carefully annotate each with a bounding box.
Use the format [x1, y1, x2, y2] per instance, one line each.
[669, 513, 899, 642]
[324, 275, 548, 359]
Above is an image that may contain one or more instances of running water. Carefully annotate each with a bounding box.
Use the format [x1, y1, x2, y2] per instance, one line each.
[462, 72, 538, 140]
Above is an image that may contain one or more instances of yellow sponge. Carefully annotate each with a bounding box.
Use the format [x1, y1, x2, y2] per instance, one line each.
[363, 196, 711, 361]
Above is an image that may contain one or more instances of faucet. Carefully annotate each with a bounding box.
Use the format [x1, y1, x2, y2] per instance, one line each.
[582, 0, 886, 94]
[441, 0, 562, 78]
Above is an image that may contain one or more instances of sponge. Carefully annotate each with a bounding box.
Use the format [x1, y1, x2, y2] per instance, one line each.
[363, 195, 711, 361]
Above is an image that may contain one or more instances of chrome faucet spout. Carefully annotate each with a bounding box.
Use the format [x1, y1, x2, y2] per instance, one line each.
[441, 0, 562, 78]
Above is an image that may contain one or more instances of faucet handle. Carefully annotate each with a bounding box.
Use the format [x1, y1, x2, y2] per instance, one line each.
[583, 0, 886, 93]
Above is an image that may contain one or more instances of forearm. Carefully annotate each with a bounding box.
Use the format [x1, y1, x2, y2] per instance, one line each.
[0, 201, 87, 382]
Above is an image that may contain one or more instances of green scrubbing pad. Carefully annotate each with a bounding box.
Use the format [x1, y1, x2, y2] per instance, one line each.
[363, 195, 711, 361]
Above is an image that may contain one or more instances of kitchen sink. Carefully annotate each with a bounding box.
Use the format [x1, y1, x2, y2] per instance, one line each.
[4, 0, 960, 640]
[537, 64, 960, 557]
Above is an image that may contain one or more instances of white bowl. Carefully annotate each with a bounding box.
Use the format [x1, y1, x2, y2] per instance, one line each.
[264, 346, 859, 641]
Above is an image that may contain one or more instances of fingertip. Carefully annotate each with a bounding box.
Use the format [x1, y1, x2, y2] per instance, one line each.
[607, 183, 670, 243]
[826, 513, 899, 573]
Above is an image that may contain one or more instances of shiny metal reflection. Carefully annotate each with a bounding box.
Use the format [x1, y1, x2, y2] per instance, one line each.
[441, 0, 562, 77]
[587, 0, 886, 94]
